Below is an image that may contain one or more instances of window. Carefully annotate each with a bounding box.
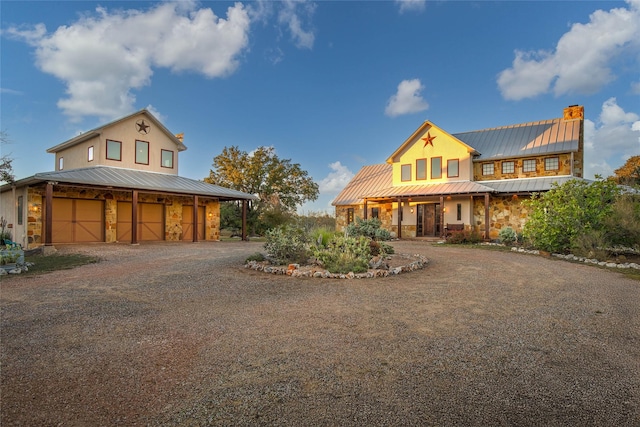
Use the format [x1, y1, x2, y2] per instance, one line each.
[161, 149, 174, 168]
[545, 157, 559, 171]
[457, 203, 462, 221]
[523, 159, 536, 173]
[416, 159, 427, 180]
[401, 164, 411, 181]
[17, 196, 23, 225]
[347, 208, 354, 224]
[58, 157, 64, 170]
[106, 139, 122, 161]
[482, 163, 494, 175]
[136, 140, 149, 165]
[447, 159, 459, 178]
[431, 157, 442, 179]
[88, 146, 94, 162]
[371, 207, 379, 219]
[502, 161, 515, 174]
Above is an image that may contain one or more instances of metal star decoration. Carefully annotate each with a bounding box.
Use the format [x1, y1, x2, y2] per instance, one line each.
[136, 119, 150, 135]
[422, 132, 436, 147]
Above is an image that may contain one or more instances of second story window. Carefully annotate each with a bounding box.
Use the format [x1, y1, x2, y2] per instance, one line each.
[523, 159, 536, 173]
[136, 140, 149, 165]
[416, 159, 427, 180]
[482, 163, 494, 176]
[106, 139, 122, 161]
[447, 159, 459, 178]
[502, 161, 515, 174]
[401, 164, 411, 182]
[545, 157, 559, 171]
[161, 149, 174, 169]
[88, 146, 94, 162]
[58, 157, 64, 170]
[431, 157, 442, 179]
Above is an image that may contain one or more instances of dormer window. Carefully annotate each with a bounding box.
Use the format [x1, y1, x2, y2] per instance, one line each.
[161, 149, 174, 169]
[106, 139, 122, 161]
[136, 140, 149, 165]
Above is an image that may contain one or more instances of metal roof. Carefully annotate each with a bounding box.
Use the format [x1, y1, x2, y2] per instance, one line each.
[5, 166, 257, 200]
[453, 117, 581, 160]
[331, 164, 392, 206]
[364, 181, 496, 199]
[480, 176, 584, 193]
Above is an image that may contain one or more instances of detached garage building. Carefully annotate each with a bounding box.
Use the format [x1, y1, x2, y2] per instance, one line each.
[0, 110, 256, 249]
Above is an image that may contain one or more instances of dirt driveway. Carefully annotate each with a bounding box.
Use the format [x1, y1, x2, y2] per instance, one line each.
[1, 241, 639, 426]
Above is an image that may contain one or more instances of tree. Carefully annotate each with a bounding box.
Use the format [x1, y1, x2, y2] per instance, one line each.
[523, 178, 621, 253]
[205, 146, 319, 234]
[0, 131, 15, 184]
[612, 155, 640, 186]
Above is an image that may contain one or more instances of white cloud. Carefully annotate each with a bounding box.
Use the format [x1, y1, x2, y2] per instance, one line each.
[6, 3, 251, 121]
[319, 161, 355, 193]
[278, 0, 316, 50]
[497, 0, 640, 100]
[584, 98, 640, 178]
[396, 0, 426, 14]
[385, 79, 429, 117]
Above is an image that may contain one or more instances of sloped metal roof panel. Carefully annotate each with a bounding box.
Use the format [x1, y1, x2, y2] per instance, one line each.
[480, 176, 584, 193]
[31, 166, 257, 200]
[364, 181, 496, 199]
[453, 118, 581, 160]
[332, 164, 392, 206]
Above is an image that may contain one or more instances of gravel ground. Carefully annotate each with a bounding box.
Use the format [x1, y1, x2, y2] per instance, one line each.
[1, 240, 639, 426]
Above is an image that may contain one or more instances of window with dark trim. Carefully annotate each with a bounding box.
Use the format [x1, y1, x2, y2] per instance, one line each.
[347, 208, 354, 224]
[431, 157, 442, 179]
[502, 161, 515, 174]
[545, 157, 559, 171]
[17, 196, 23, 225]
[88, 146, 94, 162]
[106, 139, 122, 161]
[416, 158, 427, 180]
[58, 157, 64, 170]
[523, 159, 536, 173]
[161, 149, 174, 168]
[447, 159, 459, 178]
[371, 207, 379, 219]
[135, 140, 149, 165]
[457, 203, 462, 221]
[401, 164, 411, 182]
[482, 163, 494, 175]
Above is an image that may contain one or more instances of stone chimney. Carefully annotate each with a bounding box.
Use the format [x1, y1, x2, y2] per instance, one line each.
[175, 133, 184, 143]
[563, 105, 584, 120]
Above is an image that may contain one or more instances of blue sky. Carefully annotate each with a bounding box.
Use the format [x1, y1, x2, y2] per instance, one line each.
[2, 0, 639, 213]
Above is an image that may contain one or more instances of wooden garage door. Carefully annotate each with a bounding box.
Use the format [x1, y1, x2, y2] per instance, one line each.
[181, 206, 205, 241]
[52, 198, 104, 243]
[117, 202, 165, 242]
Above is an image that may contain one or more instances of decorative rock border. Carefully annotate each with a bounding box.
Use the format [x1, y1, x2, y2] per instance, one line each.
[509, 246, 640, 270]
[245, 254, 429, 279]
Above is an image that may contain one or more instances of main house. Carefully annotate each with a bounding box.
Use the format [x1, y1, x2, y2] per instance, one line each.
[0, 110, 256, 249]
[333, 105, 585, 240]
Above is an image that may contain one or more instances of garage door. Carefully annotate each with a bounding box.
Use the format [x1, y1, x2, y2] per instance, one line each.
[117, 202, 165, 242]
[181, 206, 205, 241]
[52, 198, 104, 243]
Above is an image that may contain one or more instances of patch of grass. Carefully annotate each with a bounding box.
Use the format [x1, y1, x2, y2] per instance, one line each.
[18, 253, 100, 276]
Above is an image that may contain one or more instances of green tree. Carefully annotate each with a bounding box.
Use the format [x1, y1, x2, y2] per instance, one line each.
[523, 178, 621, 253]
[611, 155, 640, 186]
[0, 131, 15, 184]
[205, 146, 319, 234]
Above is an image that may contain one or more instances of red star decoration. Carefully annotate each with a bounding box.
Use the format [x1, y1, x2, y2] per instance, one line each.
[422, 132, 436, 147]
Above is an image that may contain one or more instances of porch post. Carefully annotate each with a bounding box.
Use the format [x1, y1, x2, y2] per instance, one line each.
[484, 193, 490, 241]
[439, 195, 445, 238]
[44, 181, 54, 246]
[363, 199, 368, 220]
[192, 195, 199, 242]
[131, 190, 138, 245]
[397, 198, 402, 239]
[242, 200, 247, 241]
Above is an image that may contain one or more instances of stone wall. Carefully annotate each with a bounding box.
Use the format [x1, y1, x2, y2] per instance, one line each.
[473, 195, 530, 240]
[474, 153, 574, 181]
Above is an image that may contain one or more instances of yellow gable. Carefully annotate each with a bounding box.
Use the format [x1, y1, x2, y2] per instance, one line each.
[387, 121, 476, 186]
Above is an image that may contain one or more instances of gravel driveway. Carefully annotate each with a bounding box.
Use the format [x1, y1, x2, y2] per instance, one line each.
[1, 241, 639, 426]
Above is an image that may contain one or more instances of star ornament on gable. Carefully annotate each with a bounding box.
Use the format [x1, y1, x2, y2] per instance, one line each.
[422, 132, 436, 147]
[136, 119, 150, 135]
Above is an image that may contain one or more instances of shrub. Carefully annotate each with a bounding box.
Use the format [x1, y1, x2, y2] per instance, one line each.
[263, 225, 310, 265]
[571, 230, 609, 261]
[245, 252, 266, 263]
[498, 227, 517, 246]
[447, 229, 483, 244]
[345, 217, 391, 241]
[311, 235, 371, 274]
[604, 193, 640, 249]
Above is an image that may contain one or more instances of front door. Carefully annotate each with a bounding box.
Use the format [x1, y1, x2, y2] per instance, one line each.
[417, 203, 441, 237]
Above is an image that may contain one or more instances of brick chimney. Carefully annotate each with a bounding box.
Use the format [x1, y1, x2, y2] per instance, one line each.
[563, 105, 584, 120]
